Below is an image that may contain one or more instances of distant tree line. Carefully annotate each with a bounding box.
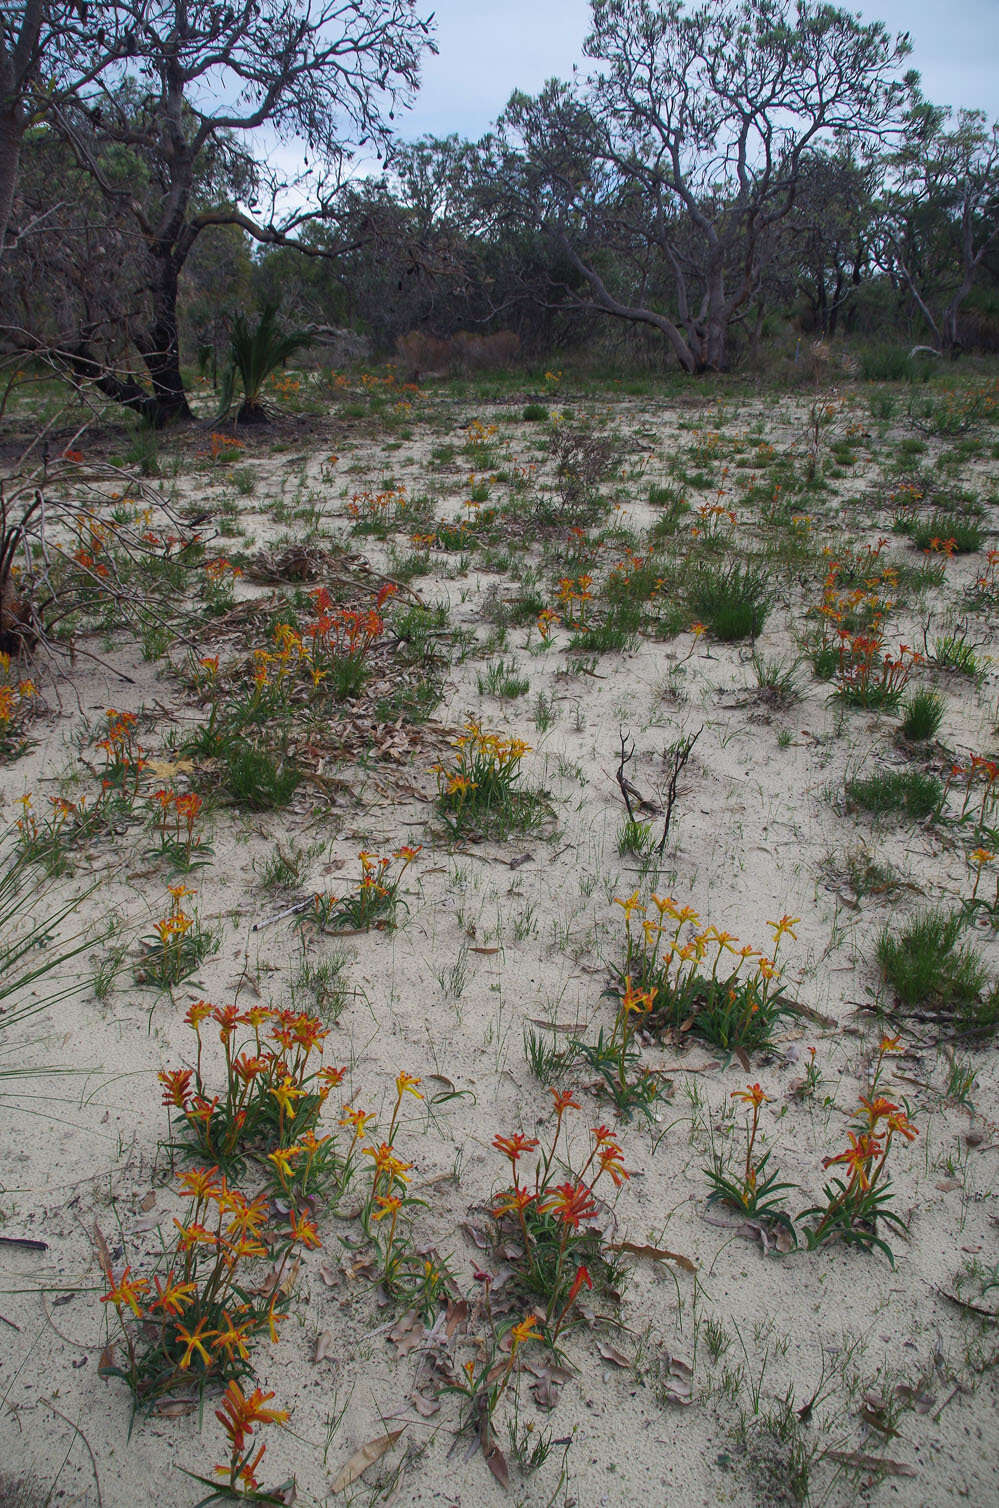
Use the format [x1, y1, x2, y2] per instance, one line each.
[2, 0, 998, 423]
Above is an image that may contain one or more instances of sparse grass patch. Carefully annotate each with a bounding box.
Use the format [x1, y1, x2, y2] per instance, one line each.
[877, 910, 994, 1028]
[845, 769, 942, 820]
[221, 741, 301, 810]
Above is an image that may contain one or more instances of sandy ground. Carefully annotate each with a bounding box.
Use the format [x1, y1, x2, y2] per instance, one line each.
[1, 375, 998, 1507]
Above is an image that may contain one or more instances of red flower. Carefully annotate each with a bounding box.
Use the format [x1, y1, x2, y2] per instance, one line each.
[492, 1132, 540, 1165]
[566, 1264, 592, 1307]
[542, 1181, 598, 1231]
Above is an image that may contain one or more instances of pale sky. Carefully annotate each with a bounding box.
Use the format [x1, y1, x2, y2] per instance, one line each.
[397, 0, 999, 142]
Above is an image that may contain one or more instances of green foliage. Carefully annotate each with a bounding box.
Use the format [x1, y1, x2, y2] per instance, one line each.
[845, 769, 943, 819]
[687, 562, 771, 641]
[859, 346, 924, 382]
[877, 910, 993, 1025]
[901, 689, 944, 742]
[221, 742, 301, 810]
[904, 513, 982, 553]
[222, 304, 312, 423]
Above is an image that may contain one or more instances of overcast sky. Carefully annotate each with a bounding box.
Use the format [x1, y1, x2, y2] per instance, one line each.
[396, 0, 999, 143]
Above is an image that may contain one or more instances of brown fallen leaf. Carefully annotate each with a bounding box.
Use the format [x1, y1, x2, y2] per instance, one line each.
[445, 1299, 469, 1338]
[140, 1191, 157, 1212]
[531, 1372, 566, 1410]
[659, 1356, 693, 1406]
[596, 1339, 631, 1368]
[130, 1212, 165, 1234]
[607, 1241, 696, 1274]
[409, 1392, 440, 1419]
[93, 1222, 112, 1277]
[154, 1397, 197, 1417]
[0, 1235, 47, 1252]
[388, 1310, 425, 1357]
[318, 1262, 339, 1288]
[98, 1344, 116, 1377]
[483, 1438, 509, 1488]
[470, 947, 500, 955]
[331, 1429, 405, 1494]
[315, 1331, 336, 1363]
[823, 1450, 914, 1477]
[461, 1221, 490, 1250]
[893, 1384, 936, 1415]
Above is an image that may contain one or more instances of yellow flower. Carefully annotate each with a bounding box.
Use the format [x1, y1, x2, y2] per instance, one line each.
[766, 914, 800, 942]
[510, 1315, 541, 1348]
[371, 1194, 402, 1221]
[395, 1071, 423, 1102]
[269, 1076, 307, 1118]
[267, 1145, 302, 1178]
[614, 890, 643, 922]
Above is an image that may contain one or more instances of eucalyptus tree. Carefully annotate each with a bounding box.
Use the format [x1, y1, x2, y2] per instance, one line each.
[876, 101, 999, 354]
[41, 0, 436, 421]
[500, 0, 911, 372]
[0, 0, 129, 260]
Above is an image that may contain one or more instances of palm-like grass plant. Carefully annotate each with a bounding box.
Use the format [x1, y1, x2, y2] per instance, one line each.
[221, 304, 312, 425]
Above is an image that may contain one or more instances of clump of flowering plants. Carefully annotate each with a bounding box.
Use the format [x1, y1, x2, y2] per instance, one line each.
[800, 1036, 918, 1264]
[0, 651, 37, 755]
[306, 846, 420, 933]
[139, 883, 217, 987]
[705, 1083, 797, 1238]
[433, 718, 534, 835]
[159, 1000, 349, 1205]
[489, 1091, 630, 1347]
[356, 1072, 448, 1315]
[100, 1164, 319, 1409]
[574, 976, 665, 1121]
[614, 893, 794, 1052]
[148, 787, 212, 870]
[181, 1381, 292, 1505]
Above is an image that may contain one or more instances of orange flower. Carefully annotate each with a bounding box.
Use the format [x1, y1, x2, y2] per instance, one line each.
[566, 1264, 593, 1308]
[886, 1109, 919, 1143]
[215, 1381, 289, 1454]
[731, 1083, 770, 1108]
[211, 1312, 254, 1363]
[822, 1132, 883, 1191]
[101, 1266, 150, 1317]
[492, 1132, 540, 1165]
[148, 1272, 198, 1317]
[509, 1314, 541, 1348]
[176, 1316, 217, 1369]
[371, 1194, 403, 1221]
[492, 1187, 537, 1219]
[550, 1088, 580, 1118]
[289, 1209, 321, 1249]
[177, 1165, 223, 1201]
[542, 1181, 598, 1231]
[158, 1068, 193, 1108]
[597, 1145, 630, 1187]
[395, 1071, 423, 1101]
[857, 1095, 898, 1126]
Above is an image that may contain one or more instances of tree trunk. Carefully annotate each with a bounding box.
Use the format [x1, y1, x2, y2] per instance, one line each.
[698, 266, 729, 372]
[64, 344, 161, 422]
[0, 110, 23, 261]
[134, 249, 194, 424]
